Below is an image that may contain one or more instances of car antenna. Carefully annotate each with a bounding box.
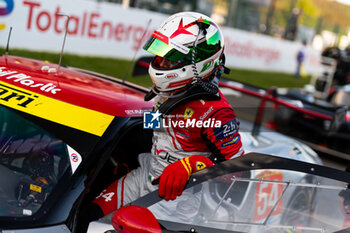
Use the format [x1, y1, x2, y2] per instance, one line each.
[122, 19, 152, 84]
[5, 26, 12, 56]
[57, 13, 70, 71]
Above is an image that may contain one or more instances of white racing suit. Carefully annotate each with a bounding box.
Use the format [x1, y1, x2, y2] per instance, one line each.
[93, 91, 244, 215]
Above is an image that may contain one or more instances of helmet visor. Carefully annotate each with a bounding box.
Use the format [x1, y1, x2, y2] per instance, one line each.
[143, 31, 190, 62]
[143, 30, 223, 63]
[152, 56, 187, 70]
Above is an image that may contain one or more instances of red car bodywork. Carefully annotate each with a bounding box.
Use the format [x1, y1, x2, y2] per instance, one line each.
[0, 55, 152, 117]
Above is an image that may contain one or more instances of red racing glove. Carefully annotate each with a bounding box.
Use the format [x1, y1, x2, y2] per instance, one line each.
[157, 155, 214, 201]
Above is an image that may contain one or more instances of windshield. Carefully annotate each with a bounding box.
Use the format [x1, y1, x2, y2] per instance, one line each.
[0, 105, 81, 217]
[149, 168, 349, 233]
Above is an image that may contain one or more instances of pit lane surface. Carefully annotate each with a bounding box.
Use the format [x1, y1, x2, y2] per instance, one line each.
[222, 88, 348, 171]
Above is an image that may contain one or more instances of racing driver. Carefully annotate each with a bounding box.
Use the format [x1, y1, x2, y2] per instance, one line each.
[77, 12, 244, 232]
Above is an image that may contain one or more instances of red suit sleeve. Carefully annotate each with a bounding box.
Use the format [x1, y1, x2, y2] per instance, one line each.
[202, 107, 244, 161]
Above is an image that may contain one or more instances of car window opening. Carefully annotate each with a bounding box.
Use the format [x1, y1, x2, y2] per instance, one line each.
[83, 118, 153, 203]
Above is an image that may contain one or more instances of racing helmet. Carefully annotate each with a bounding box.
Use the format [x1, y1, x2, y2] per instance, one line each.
[143, 12, 225, 95]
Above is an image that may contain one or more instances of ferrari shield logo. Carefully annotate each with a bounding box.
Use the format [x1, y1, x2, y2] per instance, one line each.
[196, 161, 206, 171]
[184, 108, 194, 120]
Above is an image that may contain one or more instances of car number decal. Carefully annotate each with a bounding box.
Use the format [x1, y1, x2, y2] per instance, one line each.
[253, 170, 284, 222]
[0, 81, 113, 136]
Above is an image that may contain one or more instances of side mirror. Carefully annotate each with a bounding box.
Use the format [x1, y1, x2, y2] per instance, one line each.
[111, 205, 161, 233]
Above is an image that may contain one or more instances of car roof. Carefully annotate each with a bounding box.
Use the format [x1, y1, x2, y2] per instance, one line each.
[0, 55, 153, 117]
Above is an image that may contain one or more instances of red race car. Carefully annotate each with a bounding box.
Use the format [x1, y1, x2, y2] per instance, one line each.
[0, 54, 349, 233]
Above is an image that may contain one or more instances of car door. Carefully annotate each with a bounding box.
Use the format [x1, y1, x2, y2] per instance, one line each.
[131, 153, 350, 233]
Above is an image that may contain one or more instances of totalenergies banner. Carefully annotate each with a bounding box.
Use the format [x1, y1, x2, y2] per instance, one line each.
[0, 0, 165, 58]
[0, 0, 323, 74]
[222, 28, 323, 74]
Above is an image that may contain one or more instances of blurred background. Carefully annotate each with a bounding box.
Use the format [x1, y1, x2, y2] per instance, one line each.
[93, 0, 350, 50]
[1, 0, 350, 88]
